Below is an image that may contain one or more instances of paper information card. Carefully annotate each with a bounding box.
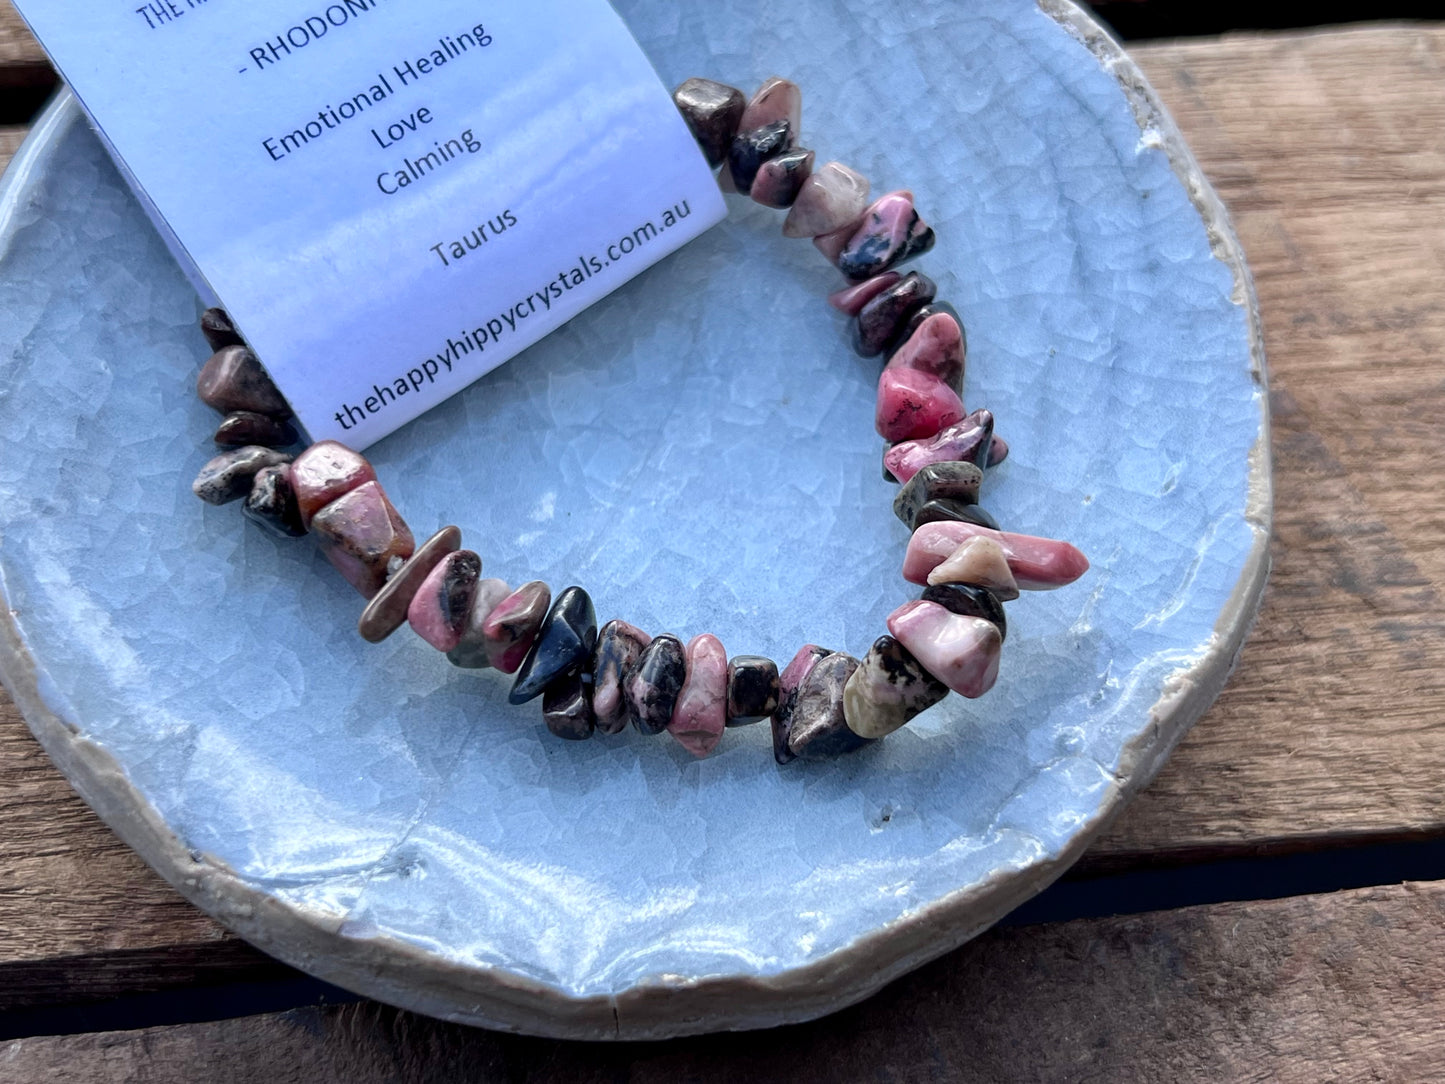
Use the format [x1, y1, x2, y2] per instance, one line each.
[14, 0, 725, 447]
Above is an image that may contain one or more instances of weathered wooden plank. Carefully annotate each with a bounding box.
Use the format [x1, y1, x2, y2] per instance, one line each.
[0, 4, 43, 68]
[0, 4, 52, 108]
[8, 880, 1445, 1081]
[0, 694, 260, 1006]
[2, 23, 1445, 1008]
[0, 126, 23, 168]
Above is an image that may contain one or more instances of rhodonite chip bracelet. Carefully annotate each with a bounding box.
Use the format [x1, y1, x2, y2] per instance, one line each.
[188, 76, 1090, 762]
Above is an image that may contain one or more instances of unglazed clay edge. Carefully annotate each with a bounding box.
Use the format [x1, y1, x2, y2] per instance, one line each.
[0, 0, 1271, 1040]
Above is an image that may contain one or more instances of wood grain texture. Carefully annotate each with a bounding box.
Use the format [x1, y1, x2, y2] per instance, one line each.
[0, 126, 23, 165]
[0, 3, 50, 91]
[0, 692, 272, 1009]
[2, 22, 1444, 1008]
[7, 880, 1445, 1082]
[0, 4, 40, 63]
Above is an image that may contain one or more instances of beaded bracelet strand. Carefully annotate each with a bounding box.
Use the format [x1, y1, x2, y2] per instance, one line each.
[187, 76, 1089, 762]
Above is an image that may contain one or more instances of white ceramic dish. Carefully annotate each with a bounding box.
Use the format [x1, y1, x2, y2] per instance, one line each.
[0, 0, 1269, 1039]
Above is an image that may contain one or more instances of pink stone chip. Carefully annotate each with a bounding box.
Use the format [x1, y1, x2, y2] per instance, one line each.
[886, 311, 966, 394]
[883, 410, 998, 483]
[480, 581, 551, 674]
[887, 600, 1002, 699]
[926, 536, 1020, 600]
[446, 577, 512, 668]
[903, 522, 1091, 591]
[591, 619, 652, 734]
[827, 272, 901, 317]
[885, 435, 1010, 483]
[668, 633, 729, 758]
[196, 345, 290, 418]
[772, 644, 832, 763]
[289, 440, 378, 529]
[310, 480, 415, 599]
[784, 161, 871, 239]
[357, 526, 461, 644]
[750, 148, 815, 209]
[779, 644, 828, 701]
[815, 187, 917, 265]
[407, 550, 481, 653]
[739, 77, 801, 137]
[876, 368, 966, 442]
[848, 191, 916, 242]
[837, 190, 931, 280]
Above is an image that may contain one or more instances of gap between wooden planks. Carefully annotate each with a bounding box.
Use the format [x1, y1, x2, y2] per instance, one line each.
[5, 880, 1445, 1081]
[0, 3, 51, 116]
[1, 23, 1444, 1006]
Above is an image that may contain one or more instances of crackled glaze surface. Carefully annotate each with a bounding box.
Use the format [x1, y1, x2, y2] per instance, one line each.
[0, 0, 1268, 1040]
